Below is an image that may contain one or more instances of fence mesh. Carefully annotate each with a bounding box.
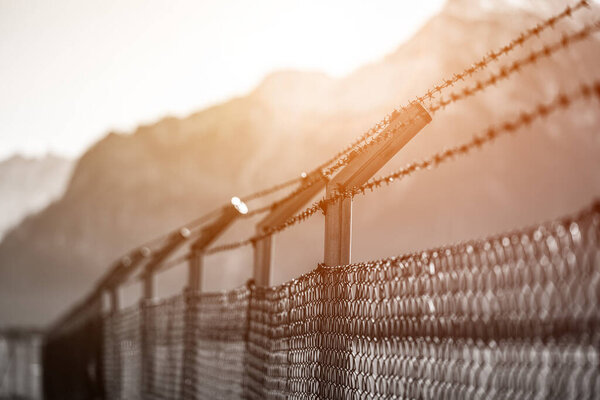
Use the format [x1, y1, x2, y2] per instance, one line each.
[97, 201, 600, 399]
[145, 295, 185, 400]
[103, 303, 142, 400]
[244, 201, 600, 399]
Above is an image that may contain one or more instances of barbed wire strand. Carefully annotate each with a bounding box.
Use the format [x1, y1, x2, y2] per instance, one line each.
[237, 3, 598, 220]
[429, 22, 600, 113]
[119, 1, 591, 266]
[316, 0, 591, 176]
[416, 0, 590, 107]
[315, 17, 597, 184]
[202, 81, 600, 255]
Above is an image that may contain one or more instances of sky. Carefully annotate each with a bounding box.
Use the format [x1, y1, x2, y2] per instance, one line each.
[0, 0, 445, 160]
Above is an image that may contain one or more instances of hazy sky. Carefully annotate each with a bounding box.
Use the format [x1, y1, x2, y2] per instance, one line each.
[0, 0, 445, 160]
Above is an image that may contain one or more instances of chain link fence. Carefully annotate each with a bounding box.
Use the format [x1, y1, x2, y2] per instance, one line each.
[103, 303, 142, 400]
[93, 201, 600, 399]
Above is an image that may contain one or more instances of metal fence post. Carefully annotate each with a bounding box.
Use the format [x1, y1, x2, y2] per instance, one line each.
[138, 230, 192, 398]
[242, 278, 255, 398]
[177, 204, 242, 398]
[323, 103, 431, 267]
[181, 249, 202, 400]
[323, 195, 353, 266]
[141, 266, 155, 398]
[108, 287, 122, 399]
[252, 234, 273, 286]
[319, 103, 431, 396]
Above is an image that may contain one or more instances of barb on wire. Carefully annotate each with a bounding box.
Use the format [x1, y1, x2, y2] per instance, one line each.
[317, 0, 590, 177]
[204, 80, 600, 255]
[417, 0, 590, 106]
[429, 21, 600, 113]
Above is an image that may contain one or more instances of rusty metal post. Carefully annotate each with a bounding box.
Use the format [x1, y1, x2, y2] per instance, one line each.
[323, 103, 432, 267]
[252, 234, 273, 286]
[323, 195, 353, 266]
[179, 204, 241, 399]
[181, 250, 202, 400]
[319, 103, 432, 397]
[138, 229, 190, 399]
[108, 287, 122, 399]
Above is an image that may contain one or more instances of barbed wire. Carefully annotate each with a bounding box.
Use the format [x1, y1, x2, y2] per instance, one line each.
[229, 2, 598, 226]
[429, 21, 600, 113]
[417, 0, 590, 107]
[321, 19, 600, 179]
[316, 0, 590, 177]
[204, 81, 600, 255]
[116, 1, 593, 272]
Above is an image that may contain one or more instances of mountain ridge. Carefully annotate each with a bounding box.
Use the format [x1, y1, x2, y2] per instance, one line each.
[0, 154, 73, 241]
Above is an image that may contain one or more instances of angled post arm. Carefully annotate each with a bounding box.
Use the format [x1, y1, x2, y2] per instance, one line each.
[253, 171, 328, 286]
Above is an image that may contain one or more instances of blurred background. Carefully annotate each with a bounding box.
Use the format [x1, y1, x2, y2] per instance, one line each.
[1, 0, 600, 398]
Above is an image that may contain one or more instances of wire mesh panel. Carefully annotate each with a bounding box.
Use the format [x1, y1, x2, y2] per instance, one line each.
[243, 202, 600, 399]
[102, 310, 118, 399]
[97, 201, 600, 399]
[245, 274, 324, 399]
[145, 295, 185, 400]
[183, 286, 250, 400]
[104, 303, 142, 400]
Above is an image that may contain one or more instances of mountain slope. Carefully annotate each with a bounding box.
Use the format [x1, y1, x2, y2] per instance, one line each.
[1, 0, 599, 326]
[0, 155, 72, 240]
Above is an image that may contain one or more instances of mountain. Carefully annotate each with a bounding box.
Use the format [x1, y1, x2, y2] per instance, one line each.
[1, 0, 599, 326]
[0, 154, 73, 241]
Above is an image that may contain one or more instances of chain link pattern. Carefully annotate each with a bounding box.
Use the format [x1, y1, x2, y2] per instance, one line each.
[146, 296, 185, 400]
[242, 201, 600, 399]
[99, 201, 600, 399]
[104, 304, 142, 400]
[316, 0, 591, 178]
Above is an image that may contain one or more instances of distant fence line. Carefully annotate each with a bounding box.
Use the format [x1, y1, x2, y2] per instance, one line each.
[42, 201, 600, 399]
